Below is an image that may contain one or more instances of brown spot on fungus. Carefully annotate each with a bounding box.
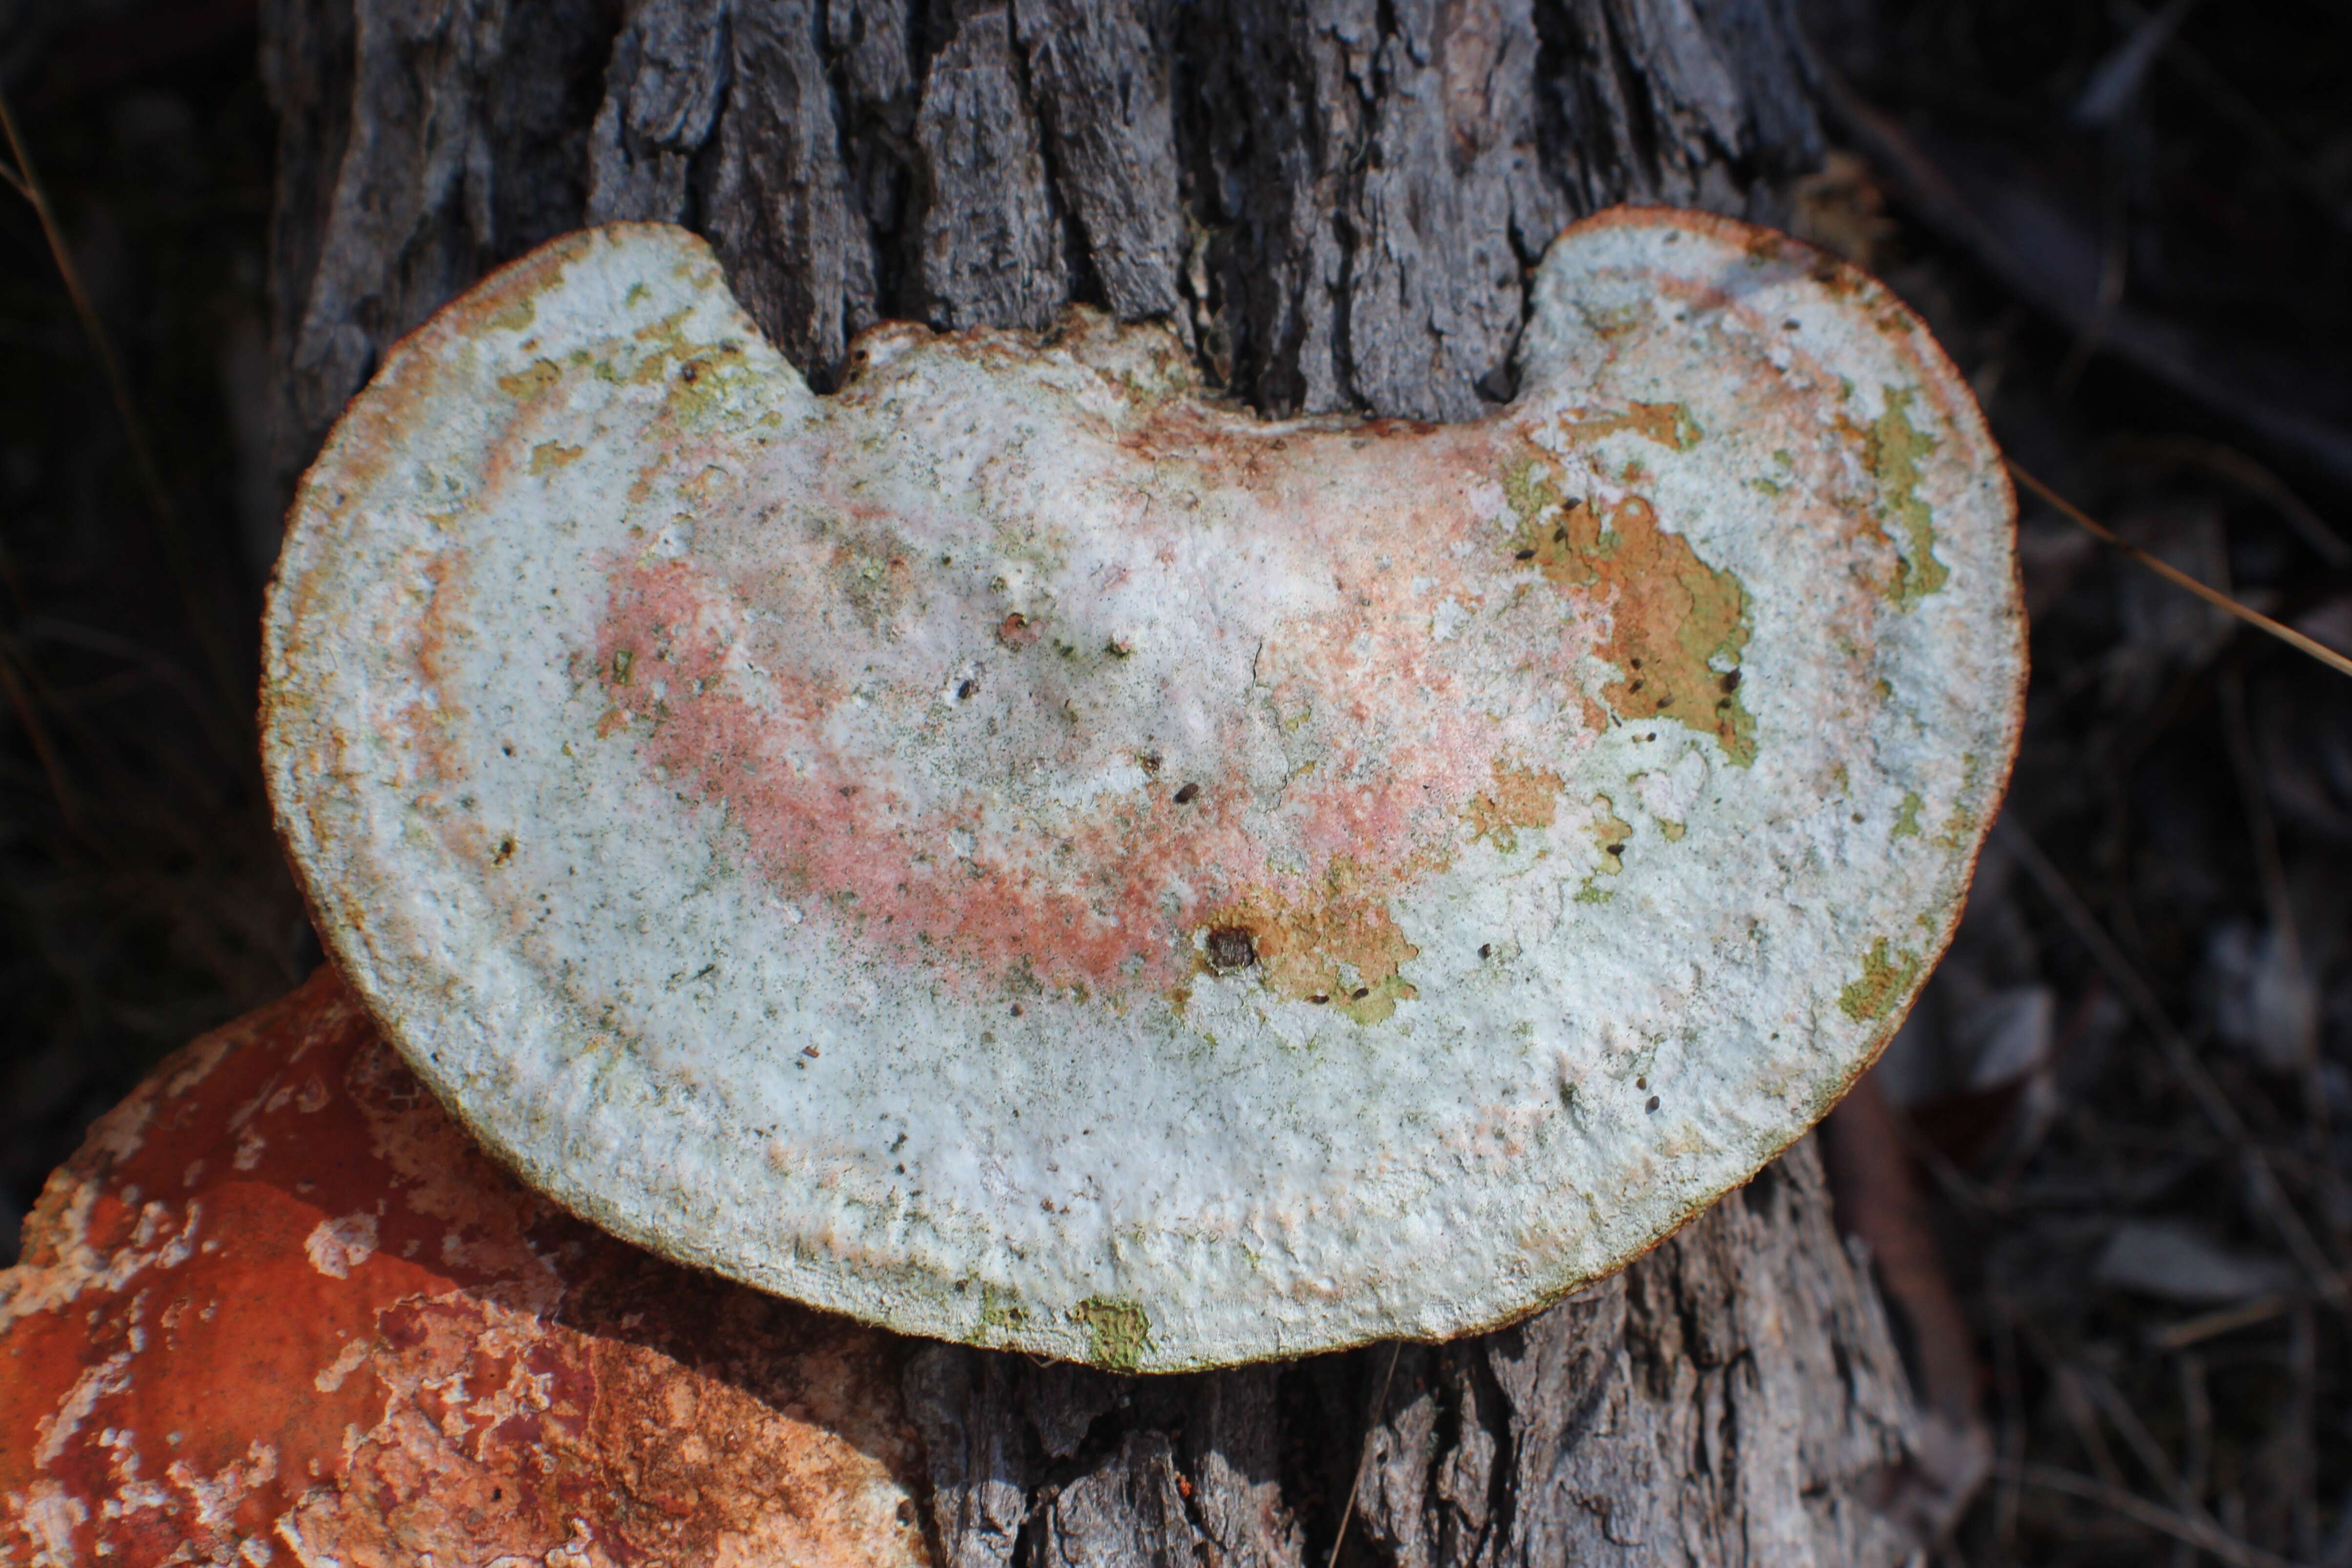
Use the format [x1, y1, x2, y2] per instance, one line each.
[1204, 925, 1259, 972]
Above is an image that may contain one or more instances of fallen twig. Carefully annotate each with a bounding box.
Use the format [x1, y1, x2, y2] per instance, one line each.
[0, 83, 245, 726]
[2003, 1460, 2307, 1568]
[2007, 459, 2352, 680]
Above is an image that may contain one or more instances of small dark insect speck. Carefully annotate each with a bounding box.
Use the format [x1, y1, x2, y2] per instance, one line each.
[1720, 669, 1742, 692]
[681, 362, 699, 382]
[956, 678, 979, 700]
[1174, 782, 1201, 804]
[1011, 1003, 1025, 1016]
[1308, 994, 1329, 1004]
[1514, 548, 1536, 561]
[802, 1045, 820, 1059]
[1607, 842, 1627, 858]
[1206, 925, 1258, 971]
[1352, 987, 1369, 1001]
[1636, 1076, 1647, 1089]
[1783, 318, 1801, 331]
[493, 837, 516, 866]
[1646, 1095, 1660, 1113]
[1478, 943, 1492, 959]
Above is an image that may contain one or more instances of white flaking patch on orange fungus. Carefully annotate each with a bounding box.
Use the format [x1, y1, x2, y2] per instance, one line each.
[302, 1214, 378, 1280]
[261, 209, 2024, 1369]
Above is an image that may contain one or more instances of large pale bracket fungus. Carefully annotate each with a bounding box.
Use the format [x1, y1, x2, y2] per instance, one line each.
[262, 208, 2024, 1372]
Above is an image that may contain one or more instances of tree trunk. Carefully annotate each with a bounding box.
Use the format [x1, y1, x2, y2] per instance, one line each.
[255, 2, 1947, 1561]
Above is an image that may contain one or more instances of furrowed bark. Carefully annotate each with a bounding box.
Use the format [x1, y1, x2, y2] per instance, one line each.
[258, 3, 1941, 1562]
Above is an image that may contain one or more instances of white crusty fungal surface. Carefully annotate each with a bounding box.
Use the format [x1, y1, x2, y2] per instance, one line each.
[263, 209, 2024, 1371]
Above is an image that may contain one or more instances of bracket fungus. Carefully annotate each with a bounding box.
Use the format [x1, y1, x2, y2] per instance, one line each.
[0, 970, 930, 1564]
[261, 208, 2024, 1372]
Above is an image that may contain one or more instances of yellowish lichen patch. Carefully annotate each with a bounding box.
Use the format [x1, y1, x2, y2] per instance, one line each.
[1934, 753, 1985, 848]
[1591, 794, 1632, 875]
[488, 296, 537, 333]
[1562, 401, 1703, 451]
[496, 359, 562, 401]
[1866, 387, 1950, 608]
[1838, 936, 1923, 1022]
[1503, 474, 1756, 764]
[1465, 760, 1565, 854]
[978, 1283, 1029, 1335]
[529, 441, 585, 477]
[1206, 860, 1421, 1025]
[1892, 791, 1924, 839]
[1071, 1296, 1153, 1370]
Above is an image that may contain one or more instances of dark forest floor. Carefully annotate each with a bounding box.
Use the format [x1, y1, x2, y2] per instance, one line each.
[4, 1, 2351, 1563]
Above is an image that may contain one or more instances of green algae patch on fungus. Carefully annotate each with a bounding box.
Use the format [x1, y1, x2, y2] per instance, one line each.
[1071, 1296, 1155, 1371]
[1866, 386, 1951, 609]
[1839, 937, 1925, 1022]
[1892, 791, 1924, 839]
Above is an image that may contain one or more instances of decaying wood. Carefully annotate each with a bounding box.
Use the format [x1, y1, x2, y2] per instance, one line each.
[254, 0, 1948, 1561]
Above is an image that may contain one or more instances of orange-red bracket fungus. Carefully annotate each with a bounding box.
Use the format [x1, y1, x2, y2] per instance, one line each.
[0, 970, 931, 1565]
[254, 208, 2023, 1371]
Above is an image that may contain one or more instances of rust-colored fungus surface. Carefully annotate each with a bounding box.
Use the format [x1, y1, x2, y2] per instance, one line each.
[261, 208, 2024, 1369]
[0, 970, 930, 1566]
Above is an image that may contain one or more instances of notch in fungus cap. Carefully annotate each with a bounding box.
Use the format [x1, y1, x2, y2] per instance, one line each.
[262, 208, 2024, 1372]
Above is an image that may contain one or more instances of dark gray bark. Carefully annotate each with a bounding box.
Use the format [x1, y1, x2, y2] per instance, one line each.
[255, 3, 1946, 1562]
[261, 0, 1825, 466]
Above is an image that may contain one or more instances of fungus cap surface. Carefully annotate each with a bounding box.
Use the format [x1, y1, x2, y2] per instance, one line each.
[262, 209, 2024, 1371]
[0, 970, 929, 1564]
